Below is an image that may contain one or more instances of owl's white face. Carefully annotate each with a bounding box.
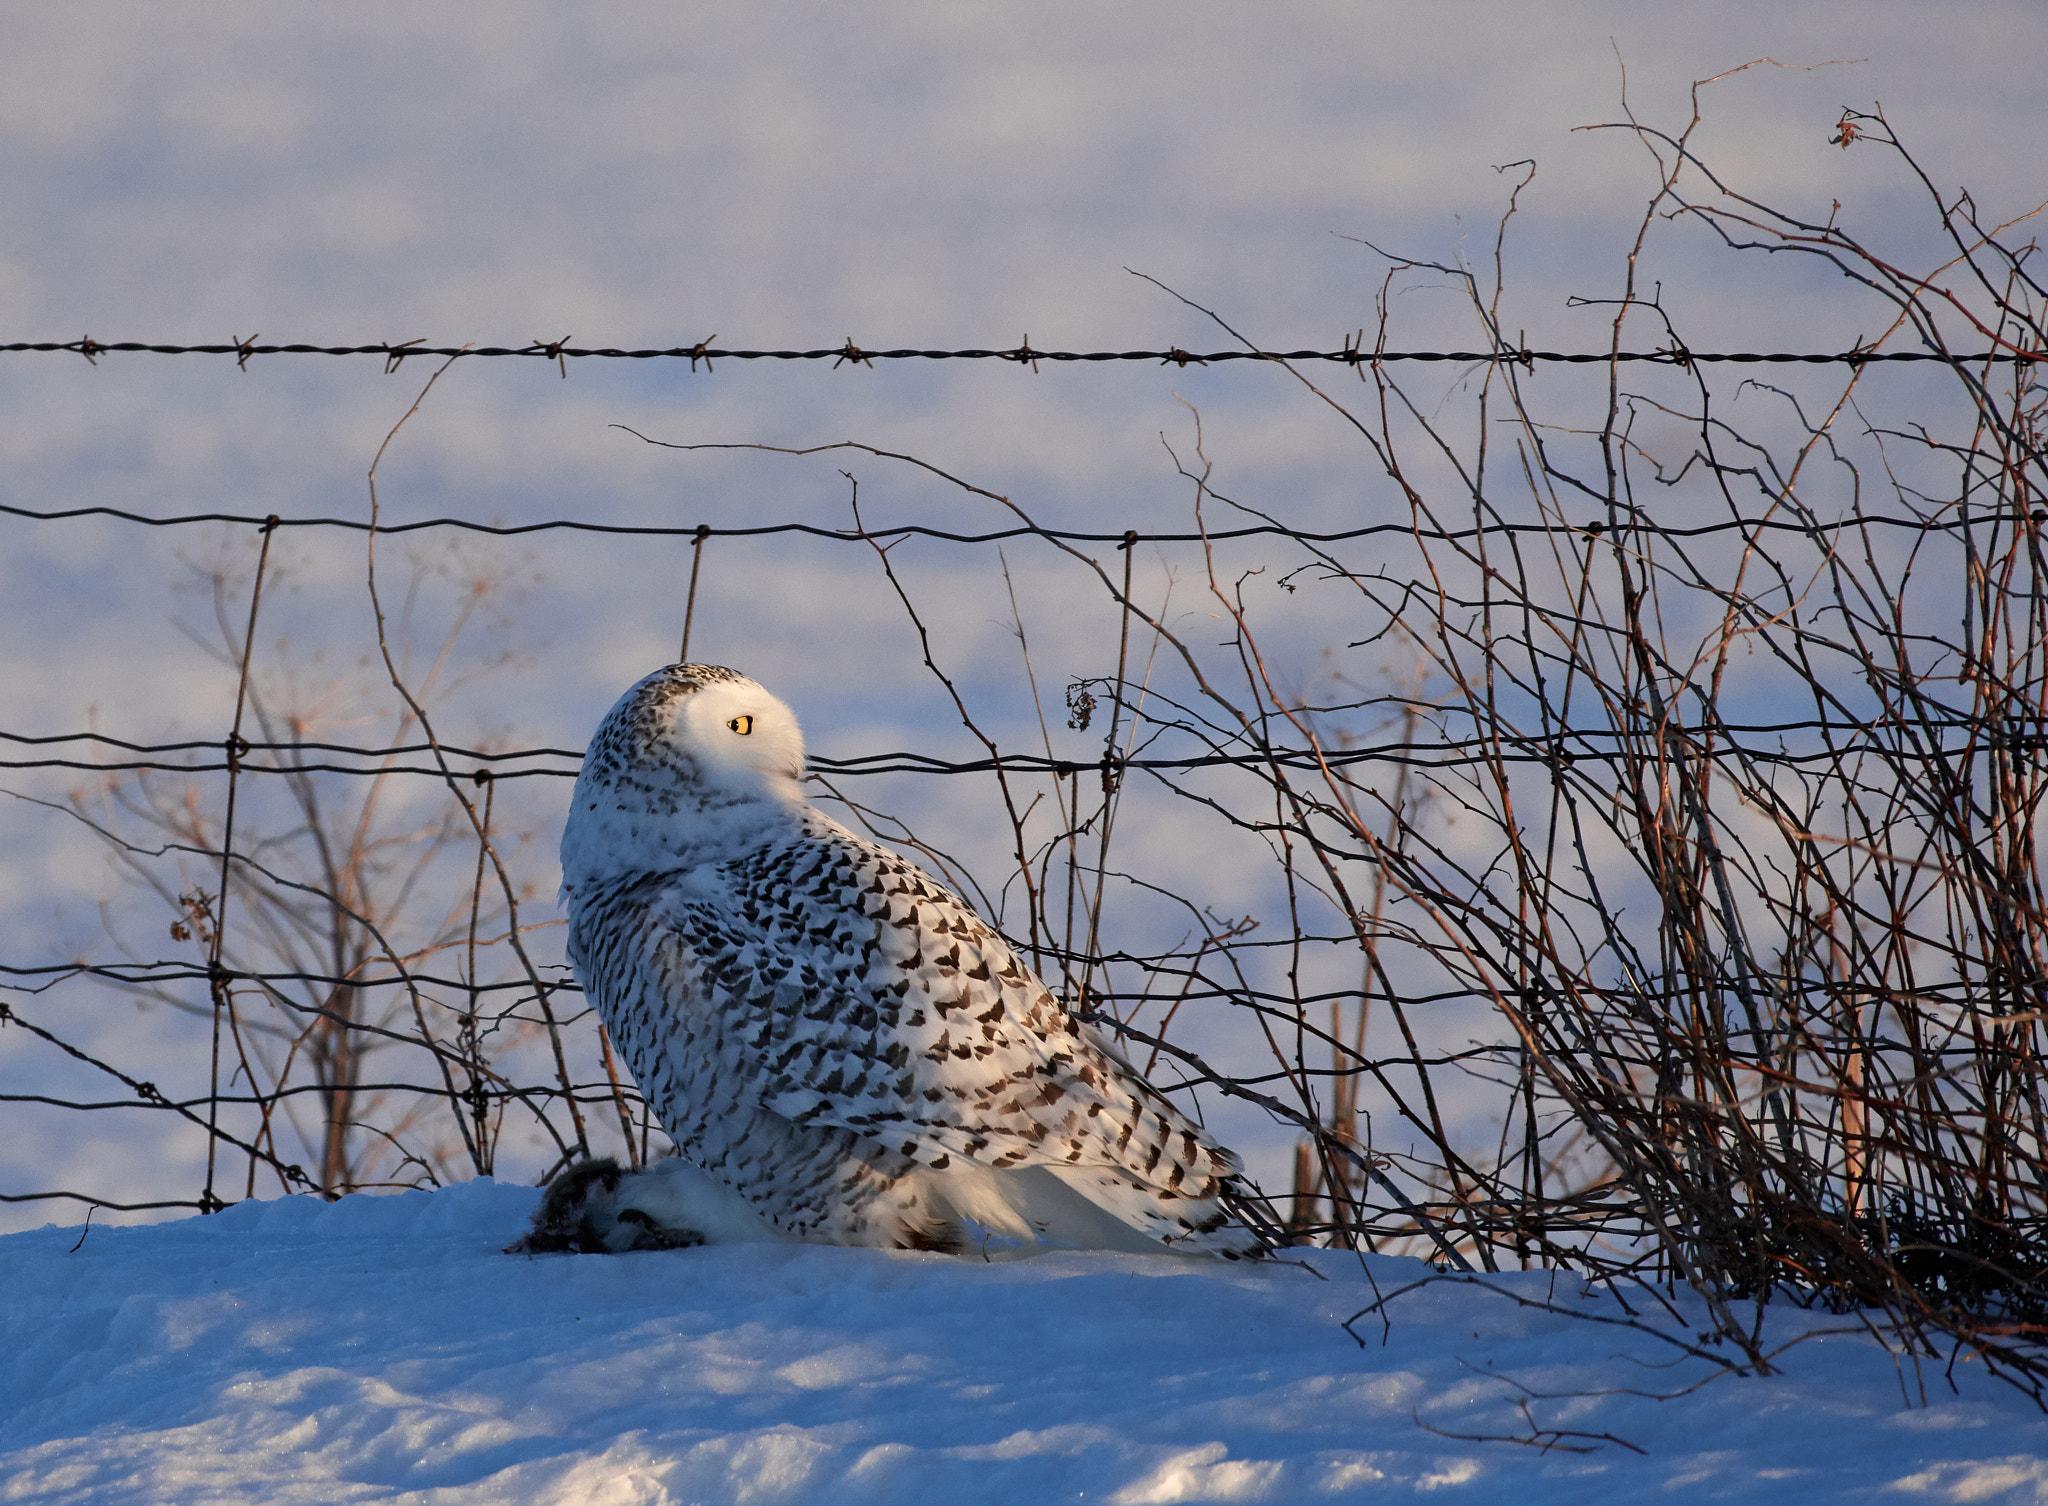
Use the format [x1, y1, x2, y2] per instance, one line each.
[562, 666, 813, 896]
[669, 676, 806, 793]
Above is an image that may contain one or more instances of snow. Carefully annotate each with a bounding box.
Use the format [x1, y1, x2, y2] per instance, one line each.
[4, 1181, 2046, 1504]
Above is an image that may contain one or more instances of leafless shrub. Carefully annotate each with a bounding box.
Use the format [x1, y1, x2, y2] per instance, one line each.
[646, 78, 2048, 1393]
[63, 541, 564, 1198]
[10, 369, 651, 1210]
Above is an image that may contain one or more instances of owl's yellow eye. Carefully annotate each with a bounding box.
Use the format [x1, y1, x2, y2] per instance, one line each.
[726, 715, 754, 735]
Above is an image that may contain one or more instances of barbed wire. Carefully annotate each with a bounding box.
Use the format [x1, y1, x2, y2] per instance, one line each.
[6, 336, 2044, 370]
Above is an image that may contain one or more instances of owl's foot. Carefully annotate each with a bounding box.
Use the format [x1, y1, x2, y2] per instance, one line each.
[505, 1155, 707, 1254]
[611, 1205, 707, 1251]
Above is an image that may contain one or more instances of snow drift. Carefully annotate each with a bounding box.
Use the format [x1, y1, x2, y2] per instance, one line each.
[4, 1181, 2045, 1503]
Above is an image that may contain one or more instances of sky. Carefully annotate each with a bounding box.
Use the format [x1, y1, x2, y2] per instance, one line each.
[2, 2, 2044, 1230]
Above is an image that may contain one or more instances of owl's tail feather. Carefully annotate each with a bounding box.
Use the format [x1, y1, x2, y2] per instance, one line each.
[506, 1153, 1270, 1260]
[922, 1162, 1267, 1258]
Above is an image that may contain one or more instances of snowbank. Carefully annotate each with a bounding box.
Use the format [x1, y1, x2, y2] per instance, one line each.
[3, 1181, 2044, 1503]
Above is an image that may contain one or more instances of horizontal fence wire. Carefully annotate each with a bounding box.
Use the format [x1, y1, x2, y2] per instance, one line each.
[4, 503, 2038, 543]
[3, 336, 2044, 369]
[8, 496, 2026, 778]
[3, 961, 2011, 1013]
[1, 723, 2030, 780]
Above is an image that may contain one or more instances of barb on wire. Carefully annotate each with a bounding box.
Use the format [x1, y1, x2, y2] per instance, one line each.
[381, 338, 425, 375]
[530, 335, 572, 378]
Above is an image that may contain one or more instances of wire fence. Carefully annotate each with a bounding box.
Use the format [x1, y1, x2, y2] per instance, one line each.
[4, 343, 2046, 1221]
[5, 385, 2042, 1238]
[5, 102, 2048, 1397]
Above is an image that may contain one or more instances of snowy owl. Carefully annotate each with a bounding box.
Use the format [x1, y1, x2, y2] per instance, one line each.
[546, 662, 1261, 1257]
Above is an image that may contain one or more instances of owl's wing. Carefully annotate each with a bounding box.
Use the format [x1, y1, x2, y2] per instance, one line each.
[655, 822, 1239, 1202]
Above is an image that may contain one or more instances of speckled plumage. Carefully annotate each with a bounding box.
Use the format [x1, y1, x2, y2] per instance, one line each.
[558, 663, 1257, 1255]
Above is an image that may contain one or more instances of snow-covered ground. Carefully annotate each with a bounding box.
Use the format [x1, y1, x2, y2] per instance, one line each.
[4, 1182, 2046, 1503]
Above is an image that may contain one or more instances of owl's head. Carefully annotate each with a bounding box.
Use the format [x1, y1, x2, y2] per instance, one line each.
[565, 665, 809, 887]
[588, 663, 807, 795]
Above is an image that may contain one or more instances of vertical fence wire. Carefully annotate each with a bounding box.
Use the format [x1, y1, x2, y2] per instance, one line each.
[201, 514, 280, 1213]
[679, 524, 710, 664]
